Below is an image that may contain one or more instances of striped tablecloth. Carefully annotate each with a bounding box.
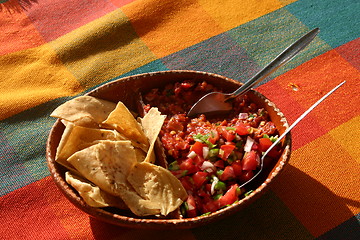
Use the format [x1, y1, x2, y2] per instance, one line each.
[1, 0, 359, 239]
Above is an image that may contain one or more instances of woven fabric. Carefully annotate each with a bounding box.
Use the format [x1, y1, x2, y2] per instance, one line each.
[0, 0, 359, 239]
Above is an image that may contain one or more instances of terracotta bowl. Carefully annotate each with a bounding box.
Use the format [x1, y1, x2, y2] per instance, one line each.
[46, 70, 291, 229]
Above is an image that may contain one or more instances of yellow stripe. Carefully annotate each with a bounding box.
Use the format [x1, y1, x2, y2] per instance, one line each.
[50, 9, 157, 89]
[0, 44, 82, 120]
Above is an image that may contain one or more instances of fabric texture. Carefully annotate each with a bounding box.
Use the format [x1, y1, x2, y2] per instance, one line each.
[0, 0, 359, 239]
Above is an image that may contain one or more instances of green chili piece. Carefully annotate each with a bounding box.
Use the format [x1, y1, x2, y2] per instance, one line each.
[270, 135, 278, 143]
[244, 190, 253, 197]
[216, 170, 224, 178]
[208, 148, 219, 158]
[180, 202, 188, 216]
[168, 161, 180, 171]
[180, 170, 188, 177]
[215, 181, 226, 191]
[213, 193, 222, 200]
[193, 133, 209, 143]
[201, 212, 211, 216]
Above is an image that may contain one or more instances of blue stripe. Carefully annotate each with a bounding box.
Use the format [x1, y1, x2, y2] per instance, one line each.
[286, 0, 360, 48]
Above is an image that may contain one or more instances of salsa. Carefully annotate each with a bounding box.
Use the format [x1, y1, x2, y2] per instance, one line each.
[143, 80, 281, 217]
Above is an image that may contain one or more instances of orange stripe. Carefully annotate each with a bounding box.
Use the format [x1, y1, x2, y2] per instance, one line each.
[271, 50, 360, 132]
[0, 0, 46, 55]
[272, 131, 360, 237]
[199, 0, 283, 31]
[122, 0, 224, 58]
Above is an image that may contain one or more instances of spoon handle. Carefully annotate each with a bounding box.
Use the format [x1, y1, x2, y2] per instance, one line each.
[264, 80, 346, 157]
[228, 28, 320, 100]
[239, 80, 346, 189]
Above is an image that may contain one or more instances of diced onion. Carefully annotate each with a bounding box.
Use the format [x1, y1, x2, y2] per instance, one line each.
[256, 153, 261, 167]
[188, 203, 195, 211]
[244, 136, 255, 152]
[202, 146, 209, 159]
[211, 176, 219, 195]
[200, 161, 215, 173]
[187, 151, 197, 159]
[238, 113, 248, 119]
[218, 149, 224, 158]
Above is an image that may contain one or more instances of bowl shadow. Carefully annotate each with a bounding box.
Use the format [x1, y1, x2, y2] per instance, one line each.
[89, 164, 358, 239]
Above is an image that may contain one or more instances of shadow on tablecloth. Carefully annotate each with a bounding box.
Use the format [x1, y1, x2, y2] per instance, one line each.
[89, 165, 358, 240]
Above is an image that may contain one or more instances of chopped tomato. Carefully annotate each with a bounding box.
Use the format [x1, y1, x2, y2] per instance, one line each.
[190, 141, 205, 156]
[179, 158, 198, 174]
[143, 80, 282, 218]
[242, 150, 258, 171]
[218, 184, 240, 208]
[267, 148, 281, 158]
[220, 166, 236, 181]
[180, 176, 194, 191]
[219, 144, 235, 160]
[208, 130, 219, 144]
[186, 195, 197, 218]
[217, 126, 235, 142]
[231, 160, 242, 177]
[202, 199, 219, 213]
[258, 137, 273, 152]
[180, 82, 194, 89]
[235, 123, 250, 135]
[239, 170, 254, 182]
[205, 183, 212, 193]
[213, 160, 225, 169]
[192, 171, 208, 189]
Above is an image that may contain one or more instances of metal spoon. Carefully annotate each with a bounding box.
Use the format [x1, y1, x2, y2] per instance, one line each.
[239, 80, 346, 189]
[187, 28, 320, 117]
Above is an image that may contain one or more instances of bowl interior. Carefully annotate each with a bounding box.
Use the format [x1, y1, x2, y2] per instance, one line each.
[46, 70, 291, 229]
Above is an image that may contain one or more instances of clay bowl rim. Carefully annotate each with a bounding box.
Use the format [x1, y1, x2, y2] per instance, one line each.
[46, 70, 292, 230]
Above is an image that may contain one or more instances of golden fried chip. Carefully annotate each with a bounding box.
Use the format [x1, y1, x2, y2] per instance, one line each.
[56, 124, 126, 167]
[67, 140, 137, 195]
[101, 102, 149, 151]
[127, 162, 187, 216]
[66, 140, 159, 216]
[51, 96, 116, 127]
[140, 108, 166, 163]
[65, 171, 128, 209]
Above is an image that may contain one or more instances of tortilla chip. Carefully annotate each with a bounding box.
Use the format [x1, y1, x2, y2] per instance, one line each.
[56, 124, 126, 165]
[51, 96, 116, 127]
[65, 171, 128, 209]
[127, 162, 187, 216]
[113, 182, 161, 216]
[67, 140, 137, 195]
[54, 123, 85, 175]
[134, 148, 146, 162]
[140, 108, 166, 163]
[66, 140, 159, 215]
[101, 101, 149, 151]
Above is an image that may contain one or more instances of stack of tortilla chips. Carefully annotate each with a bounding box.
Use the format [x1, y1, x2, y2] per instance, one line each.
[50, 96, 187, 216]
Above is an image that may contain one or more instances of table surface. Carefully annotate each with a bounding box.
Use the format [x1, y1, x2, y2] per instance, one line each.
[1, 0, 359, 239]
